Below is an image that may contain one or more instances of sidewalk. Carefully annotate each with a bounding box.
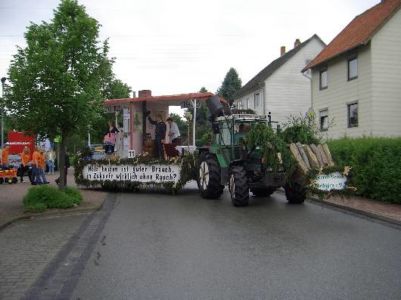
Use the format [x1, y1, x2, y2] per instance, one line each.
[311, 194, 401, 226]
[0, 169, 107, 230]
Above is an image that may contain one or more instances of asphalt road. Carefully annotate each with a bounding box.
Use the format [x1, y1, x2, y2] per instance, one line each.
[72, 183, 401, 300]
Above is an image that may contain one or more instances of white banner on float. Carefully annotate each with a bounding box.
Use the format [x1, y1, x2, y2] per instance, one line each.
[82, 164, 181, 183]
[314, 172, 347, 191]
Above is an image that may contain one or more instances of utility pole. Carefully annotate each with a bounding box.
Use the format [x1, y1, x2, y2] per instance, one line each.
[1, 77, 6, 148]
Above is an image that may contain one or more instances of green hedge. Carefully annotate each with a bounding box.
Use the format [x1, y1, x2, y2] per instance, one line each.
[328, 137, 401, 204]
[23, 186, 83, 213]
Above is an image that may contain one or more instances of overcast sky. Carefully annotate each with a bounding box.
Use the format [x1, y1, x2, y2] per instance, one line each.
[0, 0, 379, 97]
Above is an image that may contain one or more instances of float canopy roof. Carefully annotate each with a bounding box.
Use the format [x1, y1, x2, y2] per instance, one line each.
[104, 92, 216, 107]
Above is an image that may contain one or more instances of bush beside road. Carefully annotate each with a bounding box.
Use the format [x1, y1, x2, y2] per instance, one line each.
[0, 169, 106, 230]
[329, 137, 401, 204]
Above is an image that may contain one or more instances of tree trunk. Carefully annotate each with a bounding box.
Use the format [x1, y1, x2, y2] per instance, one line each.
[58, 135, 67, 189]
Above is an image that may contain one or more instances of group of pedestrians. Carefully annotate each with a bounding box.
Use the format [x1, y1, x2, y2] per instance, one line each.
[18, 146, 53, 185]
[0, 144, 59, 185]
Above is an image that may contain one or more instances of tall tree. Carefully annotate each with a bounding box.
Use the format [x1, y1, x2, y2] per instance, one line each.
[217, 68, 242, 104]
[4, 0, 114, 188]
[103, 79, 132, 100]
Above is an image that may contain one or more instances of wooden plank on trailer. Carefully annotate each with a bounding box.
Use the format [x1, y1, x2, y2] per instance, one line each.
[310, 144, 324, 168]
[304, 145, 320, 169]
[322, 144, 335, 166]
[296, 142, 311, 170]
[289, 143, 309, 174]
[318, 144, 329, 166]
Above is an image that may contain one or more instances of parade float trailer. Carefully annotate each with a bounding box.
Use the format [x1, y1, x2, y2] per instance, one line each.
[75, 90, 349, 204]
[75, 90, 216, 193]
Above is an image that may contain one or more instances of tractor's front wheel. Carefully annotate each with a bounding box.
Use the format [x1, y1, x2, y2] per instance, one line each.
[229, 165, 249, 207]
[198, 154, 224, 199]
[284, 182, 306, 204]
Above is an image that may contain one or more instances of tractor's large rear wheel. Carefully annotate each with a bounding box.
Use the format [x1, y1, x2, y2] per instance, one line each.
[198, 154, 224, 199]
[229, 165, 249, 207]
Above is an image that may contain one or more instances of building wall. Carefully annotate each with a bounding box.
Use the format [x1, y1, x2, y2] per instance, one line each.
[235, 37, 324, 125]
[370, 9, 401, 137]
[311, 46, 373, 139]
[236, 88, 264, 112]
[265, 37, 324, 124]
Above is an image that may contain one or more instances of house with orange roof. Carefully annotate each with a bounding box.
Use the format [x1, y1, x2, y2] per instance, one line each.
[303, 0, 401, 139]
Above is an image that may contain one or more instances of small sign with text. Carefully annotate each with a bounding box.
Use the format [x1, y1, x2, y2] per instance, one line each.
[314, 172, 347, 191]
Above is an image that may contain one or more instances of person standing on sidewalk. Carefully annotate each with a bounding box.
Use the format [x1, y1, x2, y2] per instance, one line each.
[46, 149, 56, 174]
[31, 146, 42, 185]
[38, 149, 49, 184]
[18, 146, 33, 183]
[1, 145, 9, 169]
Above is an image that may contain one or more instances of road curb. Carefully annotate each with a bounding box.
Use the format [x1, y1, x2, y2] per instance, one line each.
[275, 189, 401, 228]
[306, 196, 401, 228]
[0, 200, 105, 231]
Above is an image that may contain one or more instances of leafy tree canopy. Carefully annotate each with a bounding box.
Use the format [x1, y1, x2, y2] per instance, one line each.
[3, 0, 130, 187]
[5, 0, 114, 140]
[216, 67, 242, 104]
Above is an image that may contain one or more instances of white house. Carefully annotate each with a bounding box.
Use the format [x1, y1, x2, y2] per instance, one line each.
[234, 34, 325, 125]
[304, 0, 401, 139]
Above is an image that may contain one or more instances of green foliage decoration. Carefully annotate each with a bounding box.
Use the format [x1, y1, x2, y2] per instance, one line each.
[281, 114, 320, 144]
[245, 123, 295, 174]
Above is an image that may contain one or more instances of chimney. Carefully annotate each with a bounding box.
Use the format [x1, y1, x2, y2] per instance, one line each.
[294, 38, 301, 48]
[280, 46, 286, 56]
[138, 90, 152, 98]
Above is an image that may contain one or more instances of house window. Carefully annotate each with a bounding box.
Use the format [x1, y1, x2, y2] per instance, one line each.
[319, 109, 329, 131]
[319, 68, 328, 90]
[348, 102, 358, 128]
[254, 93, 260, 108]
[348, 57, 358, 80]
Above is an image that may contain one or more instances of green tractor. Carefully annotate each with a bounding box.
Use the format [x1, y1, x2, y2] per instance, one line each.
[196, 96, 306, 207]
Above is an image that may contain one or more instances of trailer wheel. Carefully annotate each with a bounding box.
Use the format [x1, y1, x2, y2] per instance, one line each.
[284, 182, 306, 204]
[198, 154, 224, 199]
[251, 187, 276, 197]
[229, 165, 249, 207]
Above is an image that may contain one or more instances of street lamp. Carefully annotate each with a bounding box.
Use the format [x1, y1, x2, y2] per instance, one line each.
[1, 77, 6, 148]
